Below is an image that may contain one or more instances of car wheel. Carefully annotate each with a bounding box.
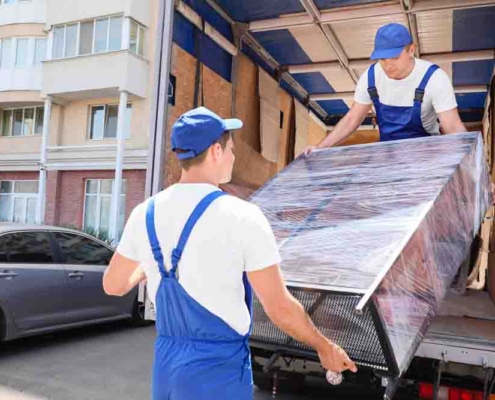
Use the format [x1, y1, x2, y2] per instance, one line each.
[130, 296, 151, 327]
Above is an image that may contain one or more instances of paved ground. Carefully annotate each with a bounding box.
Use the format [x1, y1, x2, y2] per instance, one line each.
[0, 321, 411, 400]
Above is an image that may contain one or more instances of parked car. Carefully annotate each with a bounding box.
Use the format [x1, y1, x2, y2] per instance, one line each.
[0, 223, 146, 343]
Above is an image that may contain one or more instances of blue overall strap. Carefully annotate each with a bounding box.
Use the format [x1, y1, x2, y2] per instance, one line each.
[414, 64, 440, 103]
[367, 63, 379, 101]
[146, 197, 168, 278]
[170, 191, 227, 277]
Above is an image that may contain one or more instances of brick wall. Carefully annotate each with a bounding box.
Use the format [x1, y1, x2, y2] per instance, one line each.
[49, 170, 145, 229]
[45, 170, 60, 226]
[0, 172, 39, 181]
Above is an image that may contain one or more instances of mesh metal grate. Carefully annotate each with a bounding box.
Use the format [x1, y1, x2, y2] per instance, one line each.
[251, 287, 389, 371]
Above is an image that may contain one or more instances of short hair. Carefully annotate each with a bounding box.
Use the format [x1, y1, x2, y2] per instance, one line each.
[176, 131, 232, 171]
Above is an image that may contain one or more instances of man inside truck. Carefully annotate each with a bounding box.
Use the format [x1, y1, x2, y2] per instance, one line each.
[304, 23, 467, 153]
[103, 107, 357, 400]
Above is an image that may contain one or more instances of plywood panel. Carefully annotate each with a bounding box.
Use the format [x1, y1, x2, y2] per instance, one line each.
[234, 54, 261, 152]
[308, 112, 327, 145]
[330, 14, 408, 59]
[259, 69, 282, 163]
[294, 100, 309, 158]
[289, 25, 338, 62]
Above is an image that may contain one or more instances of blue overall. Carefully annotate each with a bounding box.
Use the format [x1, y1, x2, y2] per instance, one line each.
[145, 191, 254, 400]
[368, 63, 440, 141]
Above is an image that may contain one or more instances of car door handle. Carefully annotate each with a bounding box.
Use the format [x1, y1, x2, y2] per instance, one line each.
[69, 271, 85, 279]
[0, 271, 18, 279]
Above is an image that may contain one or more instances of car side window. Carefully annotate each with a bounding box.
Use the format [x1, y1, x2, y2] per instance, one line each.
[52, 232, 114, 266]
[0, 237, 7, 262]
[2, 232, 54, 263]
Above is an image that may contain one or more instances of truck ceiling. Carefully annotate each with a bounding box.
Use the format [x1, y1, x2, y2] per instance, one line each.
[174, 0, 495, 126]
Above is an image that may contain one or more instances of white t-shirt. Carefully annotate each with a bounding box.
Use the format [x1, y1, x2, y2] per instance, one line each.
[354, 58, 458, 135]
[117, 183, 281, 335]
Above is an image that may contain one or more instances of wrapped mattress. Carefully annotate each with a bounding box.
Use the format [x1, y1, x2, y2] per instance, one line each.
[249, 132, 491, 376]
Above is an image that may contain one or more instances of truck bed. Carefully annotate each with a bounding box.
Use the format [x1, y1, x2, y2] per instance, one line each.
[416, 290, 495, 367]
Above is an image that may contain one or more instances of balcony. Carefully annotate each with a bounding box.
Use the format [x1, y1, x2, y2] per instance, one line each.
[0, 66, 42, 92]
[42, 50, 149, 100]
[0, 0, 46, 26]
[46, 0, 149, 28]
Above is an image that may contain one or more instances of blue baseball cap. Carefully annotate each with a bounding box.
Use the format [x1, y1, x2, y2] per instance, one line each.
[171, 107, 243, 160]
[371, 23, 413, 60]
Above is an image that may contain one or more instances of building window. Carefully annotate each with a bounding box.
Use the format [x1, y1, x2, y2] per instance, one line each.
[15, 38, 28, 67]
[52, 16, 123, 60]
[0, 38, 11, 68]
[0, 180, 38, 224]
[65, 23, 78, 57]
[34, 38, 46, 66]
[129, 20, 145, 56]
[89, 104, 132, 140]
[0, 38, 46, 68]
[1, 106, 44, 137]
[83, 179, 126, 238]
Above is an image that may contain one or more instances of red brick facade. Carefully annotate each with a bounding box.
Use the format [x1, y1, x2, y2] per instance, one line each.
[50, 170, 146, 229]
[0, 171, 39, 181]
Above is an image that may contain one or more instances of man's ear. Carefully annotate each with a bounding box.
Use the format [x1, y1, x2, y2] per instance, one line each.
[408, 43, 416, 56]
[210, 142, 222, 161]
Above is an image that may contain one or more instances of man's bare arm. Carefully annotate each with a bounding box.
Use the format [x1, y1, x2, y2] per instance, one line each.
[305, 102, 372, 154]
[438, 108, 467, 134]
[103, 252, 146, 296]
[248, 265, 357, 373]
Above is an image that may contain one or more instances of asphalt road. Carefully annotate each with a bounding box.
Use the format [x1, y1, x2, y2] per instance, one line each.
[0, 321, 411, 400]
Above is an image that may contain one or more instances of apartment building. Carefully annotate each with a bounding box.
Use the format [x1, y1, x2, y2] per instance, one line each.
[0, 0, 306, 242]
[0, 0, 156, 240]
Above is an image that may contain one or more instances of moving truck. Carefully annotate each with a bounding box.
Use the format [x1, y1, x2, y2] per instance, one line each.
[142, 1, 495, 398]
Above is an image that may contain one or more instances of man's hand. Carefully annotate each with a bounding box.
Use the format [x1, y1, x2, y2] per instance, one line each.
[303, 145, 318, 156]
[317, 338, 357, 373]
[491, 182, 495, 205]
[103, 252, 144, 296]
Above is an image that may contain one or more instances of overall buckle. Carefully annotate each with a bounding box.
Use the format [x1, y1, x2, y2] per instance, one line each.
[368, 87, 379, 100]
[414, 89, 425, 103]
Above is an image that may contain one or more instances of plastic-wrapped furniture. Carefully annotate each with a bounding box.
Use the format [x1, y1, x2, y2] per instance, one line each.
[249, 133, 491, 392]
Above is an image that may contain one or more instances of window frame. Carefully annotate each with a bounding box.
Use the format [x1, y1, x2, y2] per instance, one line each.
[0, 38, 12, 69]
[34, 37, 47, 66]
[14, 37, 29, 67]
[0, 106, 44, 137]
[0, 37, 46, 68]
[0, 180, 39, 224]
[88, 103, 132, 140]
[129, 19, 145, 56]
[52, 14, 124, 60]
[0, 0, 20, 5]
[82, 179, 126, 238]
